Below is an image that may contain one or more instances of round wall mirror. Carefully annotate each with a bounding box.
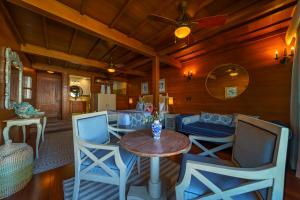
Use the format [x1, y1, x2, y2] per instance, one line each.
[70, 85, 83, 99]
[205, 64, 249, 100]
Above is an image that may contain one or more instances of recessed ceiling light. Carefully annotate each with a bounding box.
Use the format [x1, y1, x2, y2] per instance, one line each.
[47, 70, 54, 74]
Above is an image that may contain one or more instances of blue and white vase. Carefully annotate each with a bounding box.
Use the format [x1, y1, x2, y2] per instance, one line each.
[152, 120, 162, 141]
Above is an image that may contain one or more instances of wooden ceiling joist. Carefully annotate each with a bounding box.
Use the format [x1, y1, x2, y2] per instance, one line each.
[8, 0, 156, 57]
[68, 29, 77, 54]
[0, 1, 24, 44]
[32, 62, 106, 78]
[21, 43, 148, 76]
[42, 17, 49, 48]
[109, 0, 132, 28]
[87, 38, 100, 58]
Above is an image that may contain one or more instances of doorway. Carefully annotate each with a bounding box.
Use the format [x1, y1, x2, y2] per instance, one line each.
[36, 71, 62, 120]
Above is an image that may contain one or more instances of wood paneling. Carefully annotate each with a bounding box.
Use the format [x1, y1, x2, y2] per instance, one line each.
[36, 72, 62, 120]
[128, 33, 292, 124]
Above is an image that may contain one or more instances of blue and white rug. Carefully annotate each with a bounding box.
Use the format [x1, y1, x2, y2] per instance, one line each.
[63, 157, 179, 200]
[33, 130, 74, 174]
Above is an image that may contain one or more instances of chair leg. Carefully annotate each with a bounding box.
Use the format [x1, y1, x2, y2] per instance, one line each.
[119, 176, 126, 200]
[137, 157, 141, 174]
[72, 176, 80, 200]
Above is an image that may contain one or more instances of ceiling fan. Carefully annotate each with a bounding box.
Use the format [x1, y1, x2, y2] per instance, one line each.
[148, 0, 227, 39]
[107, 57, 124, 73]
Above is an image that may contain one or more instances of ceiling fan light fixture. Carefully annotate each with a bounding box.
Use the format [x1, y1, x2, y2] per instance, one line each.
[107, 68, 116, 73]
[174, 26, 191, 39]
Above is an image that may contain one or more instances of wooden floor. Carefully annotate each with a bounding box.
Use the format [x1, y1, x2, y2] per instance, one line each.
[5, 131, 300, 200]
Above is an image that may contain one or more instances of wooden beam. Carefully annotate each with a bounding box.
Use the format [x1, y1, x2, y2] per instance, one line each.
[152, 56, 160, 109]
[21, 43, 108, 69]
[0, 1, 24, 44]
[32, 62, 106, 78]
[68, 29, 77, 54]
[42, 16, 49, 48]
[109, 0, 132, 28]
[127, 58, 151, 69]
[159, 55, 181, 68]
[21, 43, 147, 76]
[8, 0, 157, 57]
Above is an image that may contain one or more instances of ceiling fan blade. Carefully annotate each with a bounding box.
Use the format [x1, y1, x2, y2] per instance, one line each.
[115, 63, 124, 68]
[192, 15, 227, 28]
[148, 14, 177, 26]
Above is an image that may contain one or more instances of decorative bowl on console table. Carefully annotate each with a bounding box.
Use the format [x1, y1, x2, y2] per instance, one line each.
[13, 102, 45, 119]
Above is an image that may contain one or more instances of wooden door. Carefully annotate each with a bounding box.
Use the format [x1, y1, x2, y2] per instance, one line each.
[37, 72, 62, 120]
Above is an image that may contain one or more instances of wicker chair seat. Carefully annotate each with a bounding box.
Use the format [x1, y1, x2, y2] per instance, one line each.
[0, 142, 33, 199]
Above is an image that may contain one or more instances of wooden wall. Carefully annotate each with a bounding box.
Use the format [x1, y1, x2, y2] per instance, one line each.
[0, 6, 35, 144]
[128, 33, 292, 124]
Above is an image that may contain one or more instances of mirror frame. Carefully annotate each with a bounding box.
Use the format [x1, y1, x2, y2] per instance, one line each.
[5, 47, 23, 109]
[205, 63, 249, 100]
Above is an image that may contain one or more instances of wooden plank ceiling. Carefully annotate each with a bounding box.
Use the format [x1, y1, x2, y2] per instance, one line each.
[2, 0, 296, 78]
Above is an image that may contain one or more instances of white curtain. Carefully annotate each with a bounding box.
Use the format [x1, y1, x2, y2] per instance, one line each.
[290, 30, 300, 177]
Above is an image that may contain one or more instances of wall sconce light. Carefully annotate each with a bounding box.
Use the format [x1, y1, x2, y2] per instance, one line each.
[275, 47, 294, 64]
[168, 97, 174, 105]
[184, 70, 193, 80]
[129, 97, 133, 105]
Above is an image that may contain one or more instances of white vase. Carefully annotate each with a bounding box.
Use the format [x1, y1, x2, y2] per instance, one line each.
[100, 85, 105, 94]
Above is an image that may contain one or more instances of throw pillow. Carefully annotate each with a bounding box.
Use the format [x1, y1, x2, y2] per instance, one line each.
[182, 115, 200, 125]
[200, 112, 233, 126]
[144, 103, 154, 113]
[136, 102, 144, 111]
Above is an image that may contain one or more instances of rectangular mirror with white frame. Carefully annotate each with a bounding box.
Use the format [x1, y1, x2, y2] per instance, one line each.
[4, 47, 23, 109]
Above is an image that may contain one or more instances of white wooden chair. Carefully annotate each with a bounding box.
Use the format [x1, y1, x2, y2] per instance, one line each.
[72, 111, 139, 200]
[176, 115, 289, 200]
[189, 134, 234, 158]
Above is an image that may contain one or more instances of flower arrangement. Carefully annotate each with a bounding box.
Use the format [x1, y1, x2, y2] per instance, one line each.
[145, 108, 162, 124]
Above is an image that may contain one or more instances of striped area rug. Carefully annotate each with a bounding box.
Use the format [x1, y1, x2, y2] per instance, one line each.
[33, 130, 74, 174]
[63, 157, 179, 200]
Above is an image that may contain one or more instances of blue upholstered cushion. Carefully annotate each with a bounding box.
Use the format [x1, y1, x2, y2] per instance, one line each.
[81, 148, 137, 176]
[77, 115, 109, 145]
[179, 154, 259, 200]
[182, 122, 235, 137]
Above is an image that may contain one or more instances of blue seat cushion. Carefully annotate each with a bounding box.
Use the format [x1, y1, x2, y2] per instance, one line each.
[181, 122, 235, 137]
[179, 154, 259, 200]
[81, 147, 137, 176]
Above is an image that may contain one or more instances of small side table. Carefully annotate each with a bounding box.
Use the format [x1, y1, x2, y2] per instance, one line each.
[120, 129, 190, 200]
[164, 113, 179, 130]
[2, 116, 47, 159]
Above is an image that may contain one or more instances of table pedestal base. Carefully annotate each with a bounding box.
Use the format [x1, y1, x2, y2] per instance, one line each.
[127, 185, 166, 200]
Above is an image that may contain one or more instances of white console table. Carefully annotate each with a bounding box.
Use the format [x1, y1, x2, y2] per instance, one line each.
[2, 116, 47, 159]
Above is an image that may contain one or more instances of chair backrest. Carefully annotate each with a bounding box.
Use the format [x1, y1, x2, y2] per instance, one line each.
[72, 111, 110, 145]
[232, 114, 289, 168]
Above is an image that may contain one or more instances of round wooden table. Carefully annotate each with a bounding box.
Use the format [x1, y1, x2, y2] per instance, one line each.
[120, 129, 191, 200]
